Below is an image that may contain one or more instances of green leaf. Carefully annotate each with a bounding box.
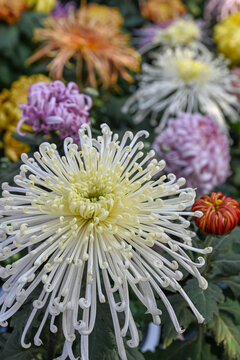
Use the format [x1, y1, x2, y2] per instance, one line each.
[146, 330, 217, 360]
[0, 24, 18, 50]
[219, 298, 240, 323]
[213, 276, 240, 297]
[89, 303, 144, 360]
[211, 253, 240, 277]
[0, 287, 46, 360]
[210, 227, 240, 255]
[160, 294, 195, 347]
[211, 313, 240, 360]
[184, 280, 224, 322]
[0, 327, 43, 360]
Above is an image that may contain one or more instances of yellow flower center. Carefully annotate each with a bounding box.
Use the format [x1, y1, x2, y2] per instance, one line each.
[176, 59, 211, 82]
[154, 19, 200, 45]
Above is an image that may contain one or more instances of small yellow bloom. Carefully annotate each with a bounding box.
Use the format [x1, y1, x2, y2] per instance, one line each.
[0, 74, 50, 161]
[140, 0, 186, 22]
[25, 0, 56, 13]
[214, 11, 240, 65]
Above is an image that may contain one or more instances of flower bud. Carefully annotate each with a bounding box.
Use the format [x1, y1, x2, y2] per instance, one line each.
[192, 192, 240, 235]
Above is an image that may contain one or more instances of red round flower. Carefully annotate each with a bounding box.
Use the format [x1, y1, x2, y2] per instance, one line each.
[192, 192, 240, 235]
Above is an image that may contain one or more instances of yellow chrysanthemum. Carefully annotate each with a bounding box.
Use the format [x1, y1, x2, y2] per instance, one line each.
[2, 131, 29, 163]
[140, 0, 186, 22]
[0, 0, 27, 24]
[25, 0, 56, 13]
[27, 5, 140, 88]
[0, 74, 50, 161]
[213, 11, 240, 65]
[82, 3, 123, 29]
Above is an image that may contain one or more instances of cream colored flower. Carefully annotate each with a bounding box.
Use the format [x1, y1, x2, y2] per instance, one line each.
[0, 124, 211, 360]
[123, 48, 239, 132]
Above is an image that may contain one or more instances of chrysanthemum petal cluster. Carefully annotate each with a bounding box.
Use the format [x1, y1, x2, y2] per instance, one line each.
[140, 0, 186, 22]
[25, 0, 56, 13]
[205, 0, 240, 21]
[27, 4, 140, 88]
[153, 113, 231, 195]
[17, 80, 92, 144]
[0, 124, 211, 360]
[214, 11, 240, 65]
[0, 0, 27, 24]
[0, 74, 50, 161]
[123, 48, 239, 132]
[192, 192, 240, 235]
[135, 17, 202, 54]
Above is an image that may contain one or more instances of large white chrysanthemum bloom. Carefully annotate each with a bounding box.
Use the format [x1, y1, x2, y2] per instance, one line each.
[0, 124, 211, 360]
[122, 48, 239, 133]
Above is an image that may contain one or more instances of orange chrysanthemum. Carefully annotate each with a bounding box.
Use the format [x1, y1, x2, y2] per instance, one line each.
[0, 0, 27, 24]
[27, 5, 141, 88]
[192, 192, 240, 235]
[140, 0, 186, 22]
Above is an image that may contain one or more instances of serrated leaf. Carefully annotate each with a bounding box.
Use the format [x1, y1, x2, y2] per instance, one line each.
[184, 280, 224, 322]
[146, 331, 217, 360]
[219, 298, 240, 323]
[211, 313, 240, 360]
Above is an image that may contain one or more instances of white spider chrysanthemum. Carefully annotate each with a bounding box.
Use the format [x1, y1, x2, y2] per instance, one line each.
[0, 124, 211, 360]
[123, 48, 239, 133]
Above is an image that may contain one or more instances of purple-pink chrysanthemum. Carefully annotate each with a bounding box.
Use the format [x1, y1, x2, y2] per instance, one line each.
[205, 0, 240, 21]
[153, 113, 230, 195]
[17, 80, 92, 144]
[134, 22, 169, 51]
[51, 0, 76, 17]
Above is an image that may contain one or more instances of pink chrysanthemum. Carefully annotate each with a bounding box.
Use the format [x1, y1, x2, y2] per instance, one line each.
[153, 113, 230, 195]
[17, 80, 92, 144]
[51, 0, 76, 17]
[205, 0, 240, 21]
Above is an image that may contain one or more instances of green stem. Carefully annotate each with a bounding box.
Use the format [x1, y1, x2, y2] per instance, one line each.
[203, 235, 214, 259]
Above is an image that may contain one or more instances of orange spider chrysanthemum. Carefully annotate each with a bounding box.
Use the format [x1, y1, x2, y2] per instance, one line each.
[27, 5, 141, 88]
[192, 192, 240, 235]
[0, 0, 27, 24]
[140, 0, 186, 22]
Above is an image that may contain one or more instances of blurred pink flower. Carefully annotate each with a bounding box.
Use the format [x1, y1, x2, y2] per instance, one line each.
[153, 113, 230, 195]
[205, 0, 240, 21]
[51, 0, 76, 17]
[18, 80, 92, 144]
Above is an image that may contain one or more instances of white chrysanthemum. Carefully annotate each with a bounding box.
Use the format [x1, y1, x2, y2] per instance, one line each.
[123, 48, 239, 133]
[0, 124, 211, 360]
